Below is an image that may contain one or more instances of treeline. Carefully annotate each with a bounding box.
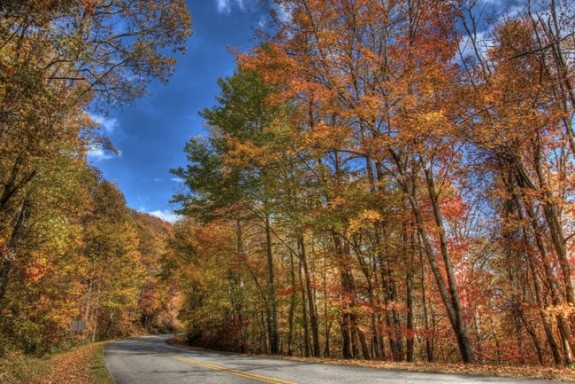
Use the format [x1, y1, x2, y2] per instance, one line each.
[0, 0, 190, 355]
[1, 172, 180, 355]
[170, 0, 575, 366]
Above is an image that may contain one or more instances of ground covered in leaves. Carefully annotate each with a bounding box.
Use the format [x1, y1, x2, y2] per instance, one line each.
[0, 342, 113, 384]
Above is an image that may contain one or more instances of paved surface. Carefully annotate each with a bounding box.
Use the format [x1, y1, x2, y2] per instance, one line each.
[105, 335, 567, 384]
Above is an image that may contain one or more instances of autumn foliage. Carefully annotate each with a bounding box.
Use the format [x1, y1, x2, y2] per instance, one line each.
[3, 0, 575, 372]
[0, 0, 190, 356]
[170, 0, 575, 368]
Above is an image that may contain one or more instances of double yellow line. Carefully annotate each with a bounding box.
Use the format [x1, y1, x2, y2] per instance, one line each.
[137, 341, 296, 384]
[169, 355, 296, 384]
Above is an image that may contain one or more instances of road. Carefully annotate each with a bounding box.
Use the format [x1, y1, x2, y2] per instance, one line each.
[105, 335, 566, 384]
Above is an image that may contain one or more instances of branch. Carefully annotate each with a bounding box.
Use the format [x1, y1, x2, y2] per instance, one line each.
[509, 31, 575, 60]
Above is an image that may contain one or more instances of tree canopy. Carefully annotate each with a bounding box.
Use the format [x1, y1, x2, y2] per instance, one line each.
[172, 0, 575, 367]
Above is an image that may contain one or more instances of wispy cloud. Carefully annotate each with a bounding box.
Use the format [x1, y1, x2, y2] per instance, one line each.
[171, 177, 185, 183]
[215, 0, 249, 14]
[146, 209, 182, 223]
[457, 0, 529, 61]
[458, 29, 489, 60]
[273, 2, 293, 23]
[88, 147, 121, 162]
[89, 113, 119, 134]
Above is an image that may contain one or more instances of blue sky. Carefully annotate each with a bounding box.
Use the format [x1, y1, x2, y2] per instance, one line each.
[88, 0, 269, 222]
[87, 0, 523, 223]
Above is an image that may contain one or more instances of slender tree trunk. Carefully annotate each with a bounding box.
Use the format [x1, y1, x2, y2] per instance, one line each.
[515, 177, 574, 365]
[519, 311, 545, 365]
[514, 306, 526, 365]
[420, 162, 475, 363]
[84, 277, 94, 344]
[264, 214, 280, 354]
[354, 324, 371, 360]
[298, 259, 311, 357]
[472, 310, 483, 363]
[418, 234, 434, 363]
[235, 220, 247, 353]
[504, 173, 563, 364]
[0, 256, 13, 302]
[322, 248, 331, 357]
[91, 279, 102, 343]
[406, 259, 415, 362]
[287, 251, 297, 356]
[340, 297, 353, 358]
[298, 235, 320, 356]
[525, 240, 561, 365]
[370, 261, 386, 360]
[333, 233, 354, 359]
[533, 137, 575, 306]
[381, 253, 403, 361]
[374, 223, 403, 361]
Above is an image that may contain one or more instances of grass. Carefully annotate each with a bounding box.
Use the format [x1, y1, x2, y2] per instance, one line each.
[0, 342, 114, 384]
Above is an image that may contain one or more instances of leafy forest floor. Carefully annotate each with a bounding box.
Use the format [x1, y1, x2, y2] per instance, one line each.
[168, 337, 575, 382]
[0, 342, 114, 384]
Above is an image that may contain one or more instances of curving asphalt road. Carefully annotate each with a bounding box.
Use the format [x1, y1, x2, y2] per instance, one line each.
[104, 335, 568, 384]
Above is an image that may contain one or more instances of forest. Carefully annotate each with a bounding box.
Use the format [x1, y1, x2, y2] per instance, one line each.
[0, 0, 190, 355]
[171, 0, 575, 367]
[1, 0, 575, 372]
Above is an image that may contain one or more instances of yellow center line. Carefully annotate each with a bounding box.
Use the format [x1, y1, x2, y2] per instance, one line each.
[136, 341, 296, 384]
[169, 355, 297, 384]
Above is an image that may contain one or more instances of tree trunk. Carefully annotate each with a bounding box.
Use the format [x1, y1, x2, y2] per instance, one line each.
[235, 220, 247, 353]
[333, 232, 355, 359]
[298, 259, 311, 357]
[406, 259, 415, 362]
[298, 235, 320, 356]
[533, 137, 575, 306]
[420, 244, 434, 363]
[524, 239, 561, 365]
[287, 251, 297, 356]
[515, 176, 574, 365]
[264, 214, 280, 354]
[421, 162, 475, 363]
[0, 197, 29, 301]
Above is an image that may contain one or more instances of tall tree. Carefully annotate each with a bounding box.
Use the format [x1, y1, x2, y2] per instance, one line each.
[244, 0, 476, 363]
[173, 69, 284, 354]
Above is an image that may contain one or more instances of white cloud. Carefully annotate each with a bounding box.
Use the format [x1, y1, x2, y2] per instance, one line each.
[146, 209, 182, 223]
[89, 113, 119, 134]
[87, 147, 121, 162]
[458, 29, 489, 61]
[215, 0, 248, 14]
[273, 2, 293, 23]
[171, 177, 185, 183]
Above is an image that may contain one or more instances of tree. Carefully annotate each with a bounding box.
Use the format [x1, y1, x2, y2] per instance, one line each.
[0, 0, 191, 303]
[130, 210, 179, 333]
[81, 177, 144, 341]
[173, 68, 284, 354]
[0, 148, 90, 354]
[456, 4, 575, 364]
[244, 0, 476, 363]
